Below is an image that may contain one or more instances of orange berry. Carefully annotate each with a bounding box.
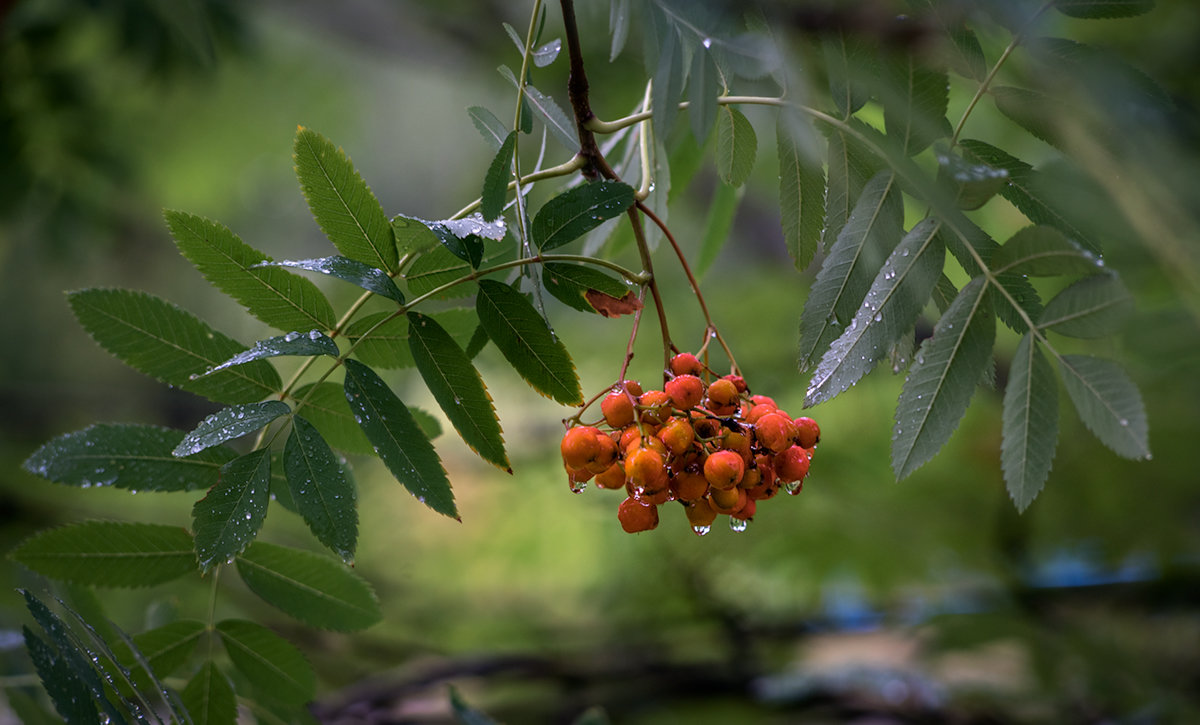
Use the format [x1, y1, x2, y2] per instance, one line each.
[708, 485, 747, 514]
[745, 403, 776, 424]
[586, 433, 619, 473]
[732, 497, 757, 521]
[625, 447, 665, 487]
[684, 500, 718, 533]
[704, 449, 745, 490]
[619, 425, 642, 453]
[774, 445, 811, 483]
[638, 389, 673, 425]
[706, 378, 738, 406]
[560, 426, 603, 470]
[594, 462, 627, 490]
[665, 374, 704, 410]
[749, 394, 777, 409]
[617, 496, 659, 533]
[795, 416, 821, 449]
[739, 467, 761, 490]
[636, 483, 671, 505]
[723, 374, 748, 393]
[658, 417, 696, 456]
[754, 412, 795, 454]
[720, 430, 753, 463]
[671, 471, 710, 502]
[601, 389, 636, 428]
[669, 352, 703, 377]
[690, 412, 721, 440]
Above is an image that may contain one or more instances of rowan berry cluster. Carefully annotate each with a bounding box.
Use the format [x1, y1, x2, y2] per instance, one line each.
[560, 353, 820, 535]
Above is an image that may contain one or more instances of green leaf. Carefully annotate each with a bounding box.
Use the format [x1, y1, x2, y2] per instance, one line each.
[937, 223, 1044, 332]
[284, 416, 357, 562]
[391, 215, 441, 257]
[958, 140, 1098, 253]
[892, 277, 995, 479]
[610, 0, 631, 60]
[255, 256, 404, 304]
[346, 308, 478, 369]
[1053, 0, 1154, 19]
[290, 382, 373, 455]
[129, 620, 206, 680]
[199, 331, 339, 377]
[181, 662, 237, 725]
[294, 127, 397, 272]
[11, 521, 197, 587]
[467, 106, 509, 151]
[687, 48, 720, 143]
[1002, 333, 1059, 511]
[216, 620, 315, 705]
[542, 262, 634, 315]
[650, 15, 684, 141]
[408, 312, 510, 472]
[533, 37, 562, 67]
[5, 679, 73, 725]
[23, 627, 99, 725]
[235, 541, 382, 631]
[475, 279, 582, 404]
[173, 401, 291, 457]
[993, 225, 1105, 276]
[881, 51, 950, 156]
[192, 448, 271, 571]
[716, 106, 757, 187]
[532, 181, 636, 251]
[23, 423, 234, 492]
[777, 114, 825, 270]
[481, 131, 516, 222]
[522, 85, 579, 152]
[67, 288, 281, 404]
[1038, 274, 1134, 338]
[992, 86, 1060, 147]
[696, 182, 744, 280]
[823, 31, 873, 116]
[343, 359, 457, 518]
[165, 210, 337, 332]
[820, 125, 879, 252]
[404, 245, 476, 300]
[934, 146, 1008, 210]
[1058, 354, 1151, 459]
[799, 172, 904, 370]
[806, 219, 945, 405]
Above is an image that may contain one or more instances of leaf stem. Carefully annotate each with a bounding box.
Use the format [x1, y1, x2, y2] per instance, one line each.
[585, 95, 787, 134]
[449, 156, 586, 220]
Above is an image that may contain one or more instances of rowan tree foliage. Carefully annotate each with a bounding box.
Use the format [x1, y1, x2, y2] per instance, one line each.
[5, 0, 1174, 721]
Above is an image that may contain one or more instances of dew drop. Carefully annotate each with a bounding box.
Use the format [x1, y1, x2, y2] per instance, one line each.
[873, 313, 883, 322]
[569, 480, 587, 494]
[729, 517, 748, 533]
[784, 480, 802, 495]
[702, 37, 713, 49]
[284, 331, 301, 342]
[1119, 418, 1129, 426]
[692, 524, 711, 536]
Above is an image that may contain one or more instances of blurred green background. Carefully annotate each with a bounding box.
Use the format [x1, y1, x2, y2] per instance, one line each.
[2, 1, 1198, 722]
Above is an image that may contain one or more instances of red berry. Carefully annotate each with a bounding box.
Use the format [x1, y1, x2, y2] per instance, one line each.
[774, 445, 810, 483]
[618, 496, 659, 533]
[560, 426, 602, 470]
[669, 352, 703, 377]
[795, 416, 821, 449]
[665, 374, 704, 410]
[704, 449, 745, 490]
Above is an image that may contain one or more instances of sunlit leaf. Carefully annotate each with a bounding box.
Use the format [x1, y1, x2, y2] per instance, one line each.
[892, 277, 995, 479]
[716, 106, 757, 187]
[67, 288, 281, 404]
[165, 210, 336, 332]
[294, 127, 396, 272]
[542, 262, 633, 314]
[806, 219, 945, 405]
[284, 416, 356, 562]
[199, 330, 338, 377]
[23, 423, 234, 492]
[777, 114, 825, 270]
[1002, 333, 1059, 511]
[481, 131, 516, 222]
[290, 382, 373, 455]
[1039, 274, 1134, 338]
[235, 541, 382, 631]
[799, 172, 904, 370]
[533, 181, 636, 251]
[696, 182, 744, 280]
[1059, 354, 1151, 459]
[255, 256, 404, 305]
[475, 279, 582, 404]
[408, 312, 509, 472]
[993, 225, 1105, 276]
[192, 448, 271, 571]
[173, 401, 291, 457]
[216, 619, 315, 705]
[181, 662, 236, 725]
[343, 359, 457, 518]
[1054, 0, 1154, 19]
[11, 522, 197, 587]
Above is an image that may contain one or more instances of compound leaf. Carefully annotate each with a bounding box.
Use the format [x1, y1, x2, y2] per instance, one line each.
[481, 131, 516, 222]
[181, 662, 236, 725]
[533, 181, 636, 251]
[542, 262, 633, 315]
[994, 225, 1105, 276]
[892, 277, 995, 479]
[716, 106, 757, 187]
[192, 448, 271, 571]
[346, 308, 478, 369]
[284, 416, 357, 562]
[806, 219, 945, 405]
[294, 127, 396, 272]
[23, 423, 234, 492]
[1038, 274, 1133, 338]
[343, 359, 457, 518]
[821, 124, 879, 252]
[475, 279, 582, 404]
[216, 619, 315, 705]
[67, 288, 281, 404]
[522, 85, 578, 152]
[882, 51, 950, 155]
[799, 171, 904, 370]
[391, 214, 441, 257]
[165, 210, 336, 332]
[199, 330, 338, 377]
[129, 620, 205, 681]
[173, 401, 291, 457]
[467, 105, 508, 151]
[255, 256, 404, 305]
[777, 114, 825, 270]
[235, 541, 382, 632]
[23, 626, 101, 725]
[1059, 354, 1151, 459]
[290, 382, 373, 455]
[11, 522, 197, 587]
[1002, 333, 1059, 511]
[408, 312, 509, 472]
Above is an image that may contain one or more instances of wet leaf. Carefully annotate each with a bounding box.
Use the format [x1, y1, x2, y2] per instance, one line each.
[284, 416, 357, 562]
[217, 619, 315, 705]
[934, 146, 1008, 210]
[533, 181, 636, 251]
[1002, 333, 1059, 511]
[235, 541, 382, 631]
[11, 522, 197, 587]
[1038, 274, 1134, 338]
[181, 662, 236, 725]
[173, 401, 291, 457]
[542, 262, 632, 314]
[391, 214, 441, 257]
[481, 131, 516, 221]
[290, 382, 373, 455]
[192, 448, 271, 571]
[1059, 354, 1151, 459]
[198, 330, 338, 377]
[994, 225, 1104, 276]
[255, 256, 404, 305]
